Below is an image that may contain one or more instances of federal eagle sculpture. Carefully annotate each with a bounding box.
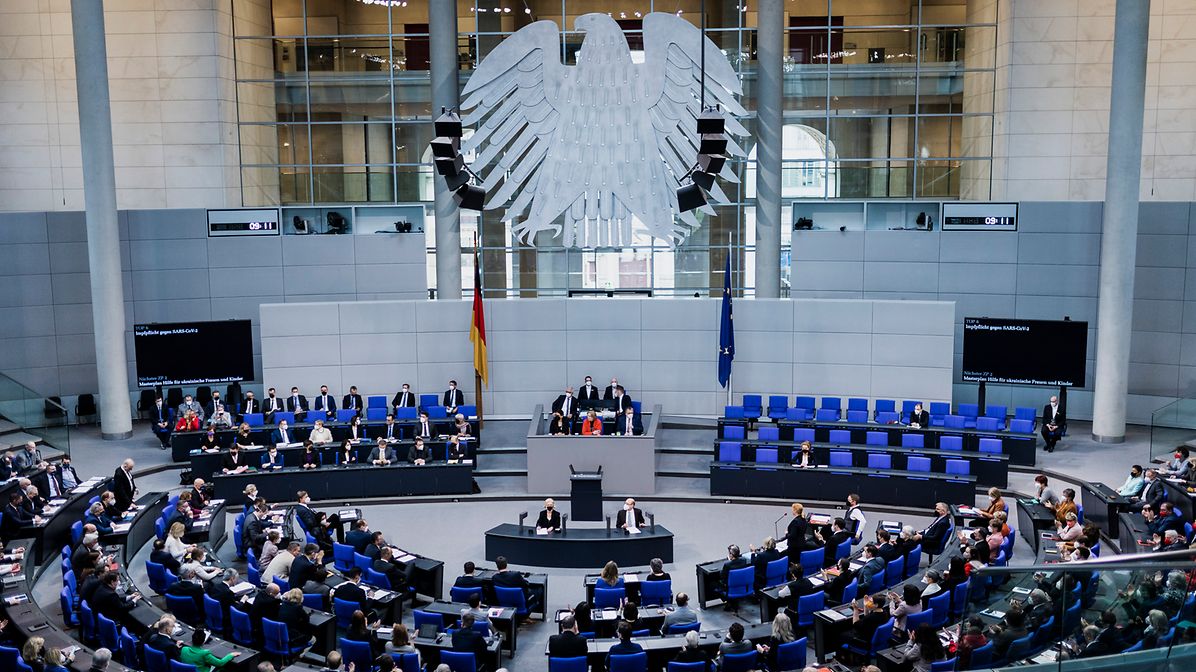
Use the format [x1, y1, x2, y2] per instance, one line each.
[459, 12, 747, 248]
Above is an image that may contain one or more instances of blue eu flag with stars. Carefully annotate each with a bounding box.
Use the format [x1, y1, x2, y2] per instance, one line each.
[718, 256, 734, 388]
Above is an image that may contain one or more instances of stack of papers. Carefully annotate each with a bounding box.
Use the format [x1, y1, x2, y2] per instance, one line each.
[488, 607, 504, 618]
[230, 582, 256, 595]
[622, 574, 640, 583]
[111, 523, 131, 533]
[3, 594, 28, 605]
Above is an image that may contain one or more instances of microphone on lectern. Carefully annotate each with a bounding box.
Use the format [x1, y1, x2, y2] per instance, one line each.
[773, 512, 789, 540]
[518, 511, 527, 531]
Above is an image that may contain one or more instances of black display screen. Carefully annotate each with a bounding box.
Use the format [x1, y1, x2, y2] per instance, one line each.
[961, 317, 1088, 387]
[134, 320, 254, 388]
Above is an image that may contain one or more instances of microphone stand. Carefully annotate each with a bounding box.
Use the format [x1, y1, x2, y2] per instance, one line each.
[773, 512, 788, 540]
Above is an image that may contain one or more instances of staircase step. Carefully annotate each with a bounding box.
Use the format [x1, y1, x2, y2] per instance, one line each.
[1, 432, 41, 451]
[475, 446, 526, 455]
[478, 453, 526, 471]
[0, 420, 20, 434]
[473, 468, 527, 478]
[657, 446, 712, 456]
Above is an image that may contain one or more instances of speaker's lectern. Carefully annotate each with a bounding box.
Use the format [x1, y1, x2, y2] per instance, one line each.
[570, 467, 603, 522]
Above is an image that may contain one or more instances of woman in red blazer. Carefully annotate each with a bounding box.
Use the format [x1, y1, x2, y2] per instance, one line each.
[581, 409, 603, 436]
[174, 409, 200, 432]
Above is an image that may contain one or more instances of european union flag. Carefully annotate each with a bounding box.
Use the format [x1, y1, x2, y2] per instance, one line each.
[718, 255, 735, 388]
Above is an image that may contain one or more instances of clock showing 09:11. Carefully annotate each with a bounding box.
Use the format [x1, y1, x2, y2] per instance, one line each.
[206, 209, 282, 237]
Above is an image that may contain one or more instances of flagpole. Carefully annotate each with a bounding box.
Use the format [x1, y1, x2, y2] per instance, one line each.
[473, 233, 485, 431]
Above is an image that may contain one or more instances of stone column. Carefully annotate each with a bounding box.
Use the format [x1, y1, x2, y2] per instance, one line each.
[430, 0, 461, 300]
[70, 0, 132, 439]
[1091, 0, 1150, 443]
[754, 0, 783, 298]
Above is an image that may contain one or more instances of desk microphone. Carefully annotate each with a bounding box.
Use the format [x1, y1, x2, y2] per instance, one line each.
[562, 513, 568, 535]
[773, 512, 788, 540]
[518, 511, 528, 532]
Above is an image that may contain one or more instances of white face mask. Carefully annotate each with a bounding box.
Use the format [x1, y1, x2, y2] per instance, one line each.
[624, 504, 632, 511]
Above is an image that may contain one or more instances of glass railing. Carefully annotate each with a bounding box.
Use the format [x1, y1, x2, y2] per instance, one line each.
[943, 548, 1196, 671]
[1150, 398, 1196, 463]
[0, 371, 70, 456]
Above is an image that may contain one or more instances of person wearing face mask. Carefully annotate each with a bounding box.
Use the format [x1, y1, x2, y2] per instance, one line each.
[548, 410, 569, 436]
[221, 443, 249, 474]
[443, 380, 464, 415]
[794, 440, 813, 468]
[578, 376, 600, 405]
[199, 429, 220, 452]
[972, 487, 1005, 528]
[536, 498, 561, 532]
[611, 385, 634, 413]
[1135, 468, 1165, 511]
[261, 445, 284, 471]
[1164, 447, 1190, 475]
[263, 387, 284, 423]
[1118, 465, 1145, 497]
[552, 387, 579, 425]
[616, 407, 642, 436]
[392, 383, 416, 410]
[271, 419, 294, 446]
[616, 498, 646, 531]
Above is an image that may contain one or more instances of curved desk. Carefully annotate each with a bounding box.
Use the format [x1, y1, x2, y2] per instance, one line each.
[210, 462, 474, 501]
[484, 523, 673, 568]
[710, 462, 977, 508]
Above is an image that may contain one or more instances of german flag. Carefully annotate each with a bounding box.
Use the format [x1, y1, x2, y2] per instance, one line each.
[470, 239, 488, 387]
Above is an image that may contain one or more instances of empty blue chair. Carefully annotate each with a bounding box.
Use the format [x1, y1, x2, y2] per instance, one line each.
[336, 409, 356, 422]
[146, 561, 172, 593]
[758, 426, 779, 442]
[155, 518, 166, 540]
[836, 538, 852, 561]
[929, 402, 950, 425]
[271, 575, 290, 593]
[950, 579, 970, 618]
[263, 618, 305, 661]
[884, 557, 904, 587]
[767, 395, 789, 420]
[229, 607, 253, 646]
[97, 613, 119, 651]
[718, 441, 742, 462]
[551, 657, 590, 672]
[143, 647, 169, 672]
[165, 593, 200, 626]
[428, 405, 449, 418]
[815, 408, 839, 422]
[440, 651, 477, 672]
[451, 585, 484, 603]
[667, 622, 702, 635]
[945, 459, 970, 475]
[944, 414, 965, 429]
[940, 435, 962, 451]
[413, 609, 443, 633]
[119, 626, 139, 667]
[800, 548, 824, 577]
[848, 397, 868, 412]
[721, 651, 758, 672]
[927, 590, 951, 627]
[839, 579, 858, 606]
[969, 641, 994, 668]
[1004, 633, 1034, 662]
[594, 586, 626, 609]
[929, 660, 955, 672]
[170, 661, 198, 672]
[418, 393, 438, 409]
[723, 425, 745, 440]
[366, 407, 387, 420]
[1014, 406, 1036, 424]
[60, 586, 78, 627]
[876, 411, 900, 424]
[794, 428, 815, 443]
[640, 579, 672, 606]
[742, 395, 763, 418]
[828, 429, 850, 444]
[339, 638, 374, 672]
[365, 568, 391, 589]
[353, 552, 372, 572]
[865, 431, 887, 446]
[846, 409, 868, 423]
[844, 617, 893, 658]
[367, 395, 386, 409]
[393, 653, 422, 672]
[1009, 418, 1034, 433]
[71, 520, 84, 545]
[985, 404, 1007, 424]
[764, 557, 788, 588]
[667, 662, 706, 672]
[904, 545, 922, 578]
[333, 597, 359, 628]
[867, 568, 885, 594]
[233, 513, 245, 558]
[725, 566, 754, 606]
[829, 451, 852, 467]
[247, 563, 260, 587]
[395, 406, 417, 420]
[274, 411, 294, 424]
[333, 542, 355, 572]
[725, 405, 745, 419]
[907, 456, 931, 472]
[776, 638, 808, 671]
[901, 433, 924, 448]
[460, 404, 478, 417]
[820, 397, 842, 416]
[978, 438, 1002, 454]
[958, 402, 978, 420]
[874, 399, 896, 420]
[976, 417, 999, 431]
[867, 453, 891, 469]
[78, 600, 96, 643]
[302, 593, 324, 610]
[609, 652, 647, 672]
[795, 592, 825, 627]
[795, 395, 816, 413]
[203, 594, 225, 632]
[905, 609, 934, 633]
[243, 412, 264, 427]
[756, 448, 779, 464]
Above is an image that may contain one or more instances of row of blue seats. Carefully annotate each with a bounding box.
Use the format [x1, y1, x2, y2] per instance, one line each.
[721, 426, 1008, 451]
[236, 403, 479, 427]
[717, 441, 980, 475]
[726, 396, 1038, 430]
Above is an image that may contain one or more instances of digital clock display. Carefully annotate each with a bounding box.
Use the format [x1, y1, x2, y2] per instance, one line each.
[941, 203, 1018, 231]
[207, 209, 282, 237]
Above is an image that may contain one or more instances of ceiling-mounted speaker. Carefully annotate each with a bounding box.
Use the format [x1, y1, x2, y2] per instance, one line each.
[434, 109, 463, 137]
[697, 110, 725, 135]
[454, 184, 486, 211]
[676, 183, 706, 212]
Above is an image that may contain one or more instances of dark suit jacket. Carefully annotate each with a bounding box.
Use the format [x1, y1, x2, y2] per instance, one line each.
[616, 414, 643, 435]
[552, 395, 579, 420]
[270, 429, 295, 445]
[345, 529, 372, 554]
[166, 579, 205, 613]
[536, 509, 562, 530]
[31, 470, 63, 502]
[290, 554, 323, 588]
[294, 505, 319, 533]
[876, 542, 900, 562]
[151, 404, 175, 427]
[549, 631, 589, 658]
[451, 627, 488, 659]
[240, 398, 261, 416]
[908, 410, 929, 426]
[244, 513, 267, 552]
[578, 385, 601, 402]
[190, 486, 208, 510]
[145, 632, 181, 660]
[249, 592, 281, 626]
[1042, 404, 1065, 430]
[443, 389, 465, 408]
[286, 395, 308, 413]
[616, 507, 646, 529]
[113, 467, 136, 511]
[613, 395, 634, 412]
[721, 556, 750, 586]
[1139, 480, 1166, 511]
[491, 569, 530, 597]
[1, 503, 32, 539]
[206, 580, 238, 610]
[752, 548, 784, 589]
[342, 394, 363, 413]
[603, 385, 619, 401]
[264, 397, 285, 415]
[204, 400, 226, 420]
[414, 419, 433, 439]
[93, 584, 137, 621]
[150, 548, 181, 574]
[920, 515, 951, 552]
[335, 581, 370, 613]
[277, 601, 311, 644]
[313, 394, 336, 413]
[408, 445, 431, 463]
[165, 510, 193, 534]
[455, 574, 486, 589]
[392, 391, 416, 408]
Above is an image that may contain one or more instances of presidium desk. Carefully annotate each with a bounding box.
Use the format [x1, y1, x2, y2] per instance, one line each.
[525, 404, 662, 495]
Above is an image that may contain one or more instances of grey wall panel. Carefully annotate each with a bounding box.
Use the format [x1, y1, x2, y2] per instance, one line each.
[339, 364, 418, 396]
[54, 304, 94, 335]
[489, 360, 561, 391]
[488, 298, 559, 332]
[736, 299, 794, 331]
[938, 231, 1019, 263]
[0, 337, 58, 370]
[566, 299, 641, 331]
[871, 334, 953, 367]
[48, 241, 90, 274]
[414, 300, 470, 332]
[732, 360, 794, 397]
[1129, 331, 1181, 365]
[7, 367, 59, 396]
[282, 293, 362, 303]
[58, 364, 100, 396]
[488, 330, 562, 362]
[791, 231, 865, 260]
[209, 267, 282, 298]
[792, 299, 872, 333]
[281, 235, 355, 267]
[640, 299, 718, 331]
[1014, 295, 1097, 322]
[352, 234, 424, 265]
[133, 298, 213, 324]
[259, 334, 341, 368]
[644, 391, 722, 415]
[415, 363, 477, 393]
[336, 302, 408, 335]
[1136, 234, 1188, 268]
[863, 291, 941, 302]
[0, 274, 54, 308]
[871, 366, 950, 402]
[260, 303, 321, 337]
[565, 330, 639, 361]
[940, 293, 1016, 324]
[1017, 233, 1101, 265]
[50, 273, 93, 305]
[55, 334, 96, 366]
[641, 330, 716, 361]
[793, 362, 871, 397]
[641, 359, 712, 390]
[873, 301, 954, 335]
[937, 262, 1016, 296]
[734, 330, 794, 362]
[46, 213, 85, 242]
[339, 334, 418, 365]
[125, 209, 206, 240]
[1133, 267, 1185, 300]
[1018, 201, 1103, 232]
[129, 270, 211, 301]
[864, 231, 940, 262]
[790, 260, 864, 292]
[353, 264, 418, 296]
[0, 243, 52, 276]
[1139, 203, 1190, 235]
[0, 305, 55, 338]
[1127, 363, 1180, 397]
[1132, 299, 1183, 332]
[415, 331, 472, 364]
[0, 212, 49, 243]
[864, 262, 939, 292]
[128, 239, 209, 271]
[264, 365, 344, 396]
[281, 265, 356, 295]
[792, 332, 871, 365]
[207, 237, 283, 269]
[1016, 265, 1099, 297]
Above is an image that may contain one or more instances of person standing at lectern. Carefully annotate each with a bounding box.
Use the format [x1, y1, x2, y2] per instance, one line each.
[578, 376, 600, 405]
[536, 498, 562, 532]
[616, 408, 643, 436]
[552, 387, 578, 424]
[616, 498, 646, 531]
[443, 380, 464, 415]
[1042, 395, 1065, 453]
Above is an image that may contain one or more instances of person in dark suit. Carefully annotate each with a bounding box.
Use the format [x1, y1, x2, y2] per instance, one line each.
[451, 613, 489, 669]
[1041, 395, 1065, 452]
[1135, 469, 1166, 511]
[720, 544, 750, 602]
[165, 501, 194, 534]
[491, 556, 537, 608]
[536, 498, 562, 531]
[816, 518, 852, 568]
[1, 492, 34, 539]
[907, 402, 929, 428]
[915, 502, 952, 552]
[205, 569, 240, 618]
[781, 503, 816, 560]
[84, 502, 114, 535]
[603, 378, 621, 401]
[144, 616, 183, 661]
[342, 386, 363, 416]
[270, 420, 294, 446]
[854, 544, 885, 591]
[93, 571, 142, 624]
[165, 568, 206, 614]
[606, 623, 644, 667]
[277, 589, 314, 647]
[203, 391, 226, 422]
[611, 386, 634, 412]
[875, 529, 900, 562]
[31, 465, 64, 500]
[311, 385, 336, 420]
[615, 409, 643, 436]
[150, 538, 181, 574]
[749, 537, 785, 590]
[847, 593, 889, 650]
[548, 411, 570, 436]
[820, 558, 857, 604]
[443, 380, 465, 414]
[188, 479, 208, 511]
[286, 387, 308, 421]
[549, 614, 589, 658]
[371, 546, 410, 590]
[616, 498, 646, 531]
[408, 438, 431, 465]
[414, 412, 434, 440]
[345, 520, 372, 554]
[150, 397, 174, 448]
[333, 568, 372, 616]
[239, 391, 260, 419]
[243, 504, 268, 555]
[577, 376, 600, 405]
[454, 562, 486, 591]
[249, 583, 282, 633]
[551, 388, 579, 424]
[392, 384, 416, 410]
[989, 609, 1028, 659]
[294, 492, 321, 534]
[263, 388, 284, 423]
[113, 459, 137, 512]
[290, 543, 327, 593]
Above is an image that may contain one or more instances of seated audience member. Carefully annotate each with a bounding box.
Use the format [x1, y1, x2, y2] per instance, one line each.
[453, 561, 485, 591]
[336, 439, 358, 466]
[149, 538, 181, 574]
[166, 567, 206, 613]
[300, 441, 321, 469]
[818, 557, 857, 604]
[93, 570, 142, 622]
[259, 529, 282, 573]
[663, 592, 697, 630]
[914, 502, 952, 551]
[286, 387, 308, 422]
[955, 618, 988, 669]
[447, 435, 467, 462]
[262, 388, 283, 423]
[794, 441, 813, 467]
[180, 627, 238, 671]
[208, 404, 233, 429]
[903, 622, 947, 671]
[1034, 474, 1059, 508]
[672, 631, 713, 670]
[606, 623, 644, 666]
[372, 546, 411, 590]
[199, 429, 221, 452]
[854, 543, 885, 592]
[548, 410, 569, 435]
[578, 376, 600, 403]
[616, 407, 643, 436]
[990, 607, 1029, 659]
[144, 615, 183, 661]
[581, 409, 602, 436]
[345, 415, 365, 443]
[443, 380, 464, 415]
[549, 614, 589, 658]
[815, 517, 852, 568]
[369, 438, 396, 466]
[277, 589, 314, 647]
[84, 502, 114, 536]
[973, 487, 1006, 527]
[414, 411, 434, 439]
[175, 409, 200, 432]
[717, 622, 755, 667]
[345, 519, 372, 554]
[392, 383, 416, 411]
[719, 545, 750, 604]
[748, 537, 784, 590]
[232, 424, 255, 449]
[1118, 465, 1145, 498]
[150, 397, 174, 448]
[847, 593, 889, 650]
[1055, 488, 1079, 524]
[536, 498, 561, 532]
[757, 613, 797, 672]
[333, 567, 372, 617]
[552, 388, 579, 424]
[312, 385, 336, 420]
[270, 420, 294, 446]
[261, 445, 284, 471]
[620, 602, 646, 633]
[453, 413, 471, 437]
[384, 624, 419, 663]
[240, 390, 260, 419]
[451, 612, 489, 665]
[308, 420, 333, 445]
[646, 557, 671, 582]
[1041, 395, 1064, 452]
[919, 569, 945, 604]
[178, 394, 204, 423]
[907, 402, 929, 428]
[409, 438, 431, 465]
[492, 555, 536, 609]
[1136, 469, 1166, 511]
[888, 584, 924, 634]
[1163, 447, 1191, 477]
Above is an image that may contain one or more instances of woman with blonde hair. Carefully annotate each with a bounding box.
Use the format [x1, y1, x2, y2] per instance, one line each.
[782, 502, 814, 559]
[600, 560, 621, 587]
[21, 636, 46, 671]
[757, 612, 796, 669]
[165, 521, 189, 561]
